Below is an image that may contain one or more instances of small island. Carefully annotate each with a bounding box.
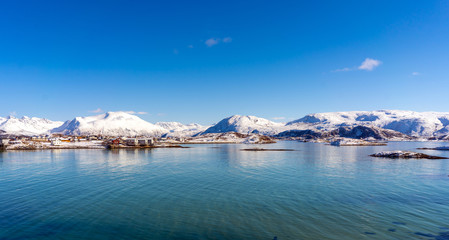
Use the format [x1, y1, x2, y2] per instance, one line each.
[417, 146, 449, 151]
[370, 151, 448, 159]
[240, 148, 295, 152]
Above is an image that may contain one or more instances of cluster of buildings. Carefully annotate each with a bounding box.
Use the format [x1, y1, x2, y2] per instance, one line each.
[0, 135, 105, 146]
[0, 134, 161, 150]
[107, 137, 156, 147]
[0, 131, 202, 150]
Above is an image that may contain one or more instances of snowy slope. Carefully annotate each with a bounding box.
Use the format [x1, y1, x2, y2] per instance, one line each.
[156, 122, 209, 137]
[201, 115, 284, 135]
[0, 116, 63, 136]
[187, 132, 275, 144]
[2, 110, 449, 139]
[52, 112, 167, 136]
[287, 110, 449, 137]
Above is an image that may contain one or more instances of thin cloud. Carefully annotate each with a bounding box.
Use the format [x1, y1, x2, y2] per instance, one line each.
[204, 37, 232, 47]
[157, 113, 166, 117]
[333, 58, 382, 73]
[358, 58, 382, 71]
[205, 38, 220, 47]
[123, 111, 148, 115]
[412, 72, 420, 76]
[188, 45, 194, 48]
[173, 49, 179, 54]
[272, 117, 285, 120]
[223, 37, 232, 43]
[90, 108, 103, 113]
[332, 67, 352, 72]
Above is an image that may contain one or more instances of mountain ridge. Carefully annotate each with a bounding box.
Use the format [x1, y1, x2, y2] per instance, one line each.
[1, 110, 448, 140]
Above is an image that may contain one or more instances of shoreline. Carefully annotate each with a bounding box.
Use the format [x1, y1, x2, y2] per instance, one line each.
[1, 139, 449, 152]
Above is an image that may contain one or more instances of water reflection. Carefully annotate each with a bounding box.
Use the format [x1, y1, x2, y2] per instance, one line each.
[1, 142, 449, 239]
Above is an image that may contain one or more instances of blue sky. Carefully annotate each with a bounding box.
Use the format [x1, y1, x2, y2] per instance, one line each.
[0, 1, 448, 124]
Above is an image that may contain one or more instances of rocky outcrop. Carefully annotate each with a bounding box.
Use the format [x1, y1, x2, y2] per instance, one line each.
[330, 126, 412, 140]
[276, 125, 411, 141]
[417, 146, 449, 151]
[275, 129, 328, 140]
[370, 151, 448, 159]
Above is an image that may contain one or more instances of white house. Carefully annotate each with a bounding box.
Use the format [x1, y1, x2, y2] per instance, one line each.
[51, 138, 62, 146]
[1, 138, 10, 145]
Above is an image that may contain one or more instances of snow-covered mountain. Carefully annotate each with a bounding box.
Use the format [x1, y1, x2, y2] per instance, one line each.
[287, 110, 449, 137]
[201, 115, 284, 135]
[186, 132, 275, 144]
[276, 125, 412, 141]
[201, 111, 449, 140]
[0, 116, 63, 136]
[52, 112, 167, 137]
[156, 122, 209, 137]
[1, 110, 449, 140]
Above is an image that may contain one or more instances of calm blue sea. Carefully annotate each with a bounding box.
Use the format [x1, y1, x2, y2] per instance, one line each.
[1, 141, 449, 239]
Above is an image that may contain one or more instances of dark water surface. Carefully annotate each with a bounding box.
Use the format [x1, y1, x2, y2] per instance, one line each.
[1, 141, 449, 239]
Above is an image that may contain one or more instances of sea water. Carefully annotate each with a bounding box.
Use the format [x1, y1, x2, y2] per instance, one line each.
[1, 141, 449, 239]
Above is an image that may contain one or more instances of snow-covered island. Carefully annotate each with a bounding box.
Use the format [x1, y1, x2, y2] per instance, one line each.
[370, 151, 448, 159]
[2, 110, 449, 151]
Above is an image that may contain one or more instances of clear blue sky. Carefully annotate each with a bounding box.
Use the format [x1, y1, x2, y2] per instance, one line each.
[0, 0, 448, 124]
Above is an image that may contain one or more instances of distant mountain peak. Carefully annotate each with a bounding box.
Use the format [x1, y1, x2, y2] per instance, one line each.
[0, 116, 63, 136]
[51, 111, 166, 137]
[202, 115, 283, 135]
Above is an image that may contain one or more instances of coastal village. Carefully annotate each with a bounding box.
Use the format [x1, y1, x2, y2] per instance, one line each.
[0, 132, 277, 151]
[0, 134, 185, 150]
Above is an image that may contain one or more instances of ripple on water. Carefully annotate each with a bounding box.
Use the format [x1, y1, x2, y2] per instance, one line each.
[0, 142, 449, 239]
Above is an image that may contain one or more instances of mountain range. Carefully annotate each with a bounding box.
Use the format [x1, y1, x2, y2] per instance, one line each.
[1, 110, 449, 140]
[0, 116, 63, 136]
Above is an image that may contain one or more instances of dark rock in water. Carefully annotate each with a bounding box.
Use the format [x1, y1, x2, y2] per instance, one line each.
[388, 228, 396, 232]
[370, 151, 448, 159]
[417, 146, 449, 151]
[364, 232, 376, 235]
